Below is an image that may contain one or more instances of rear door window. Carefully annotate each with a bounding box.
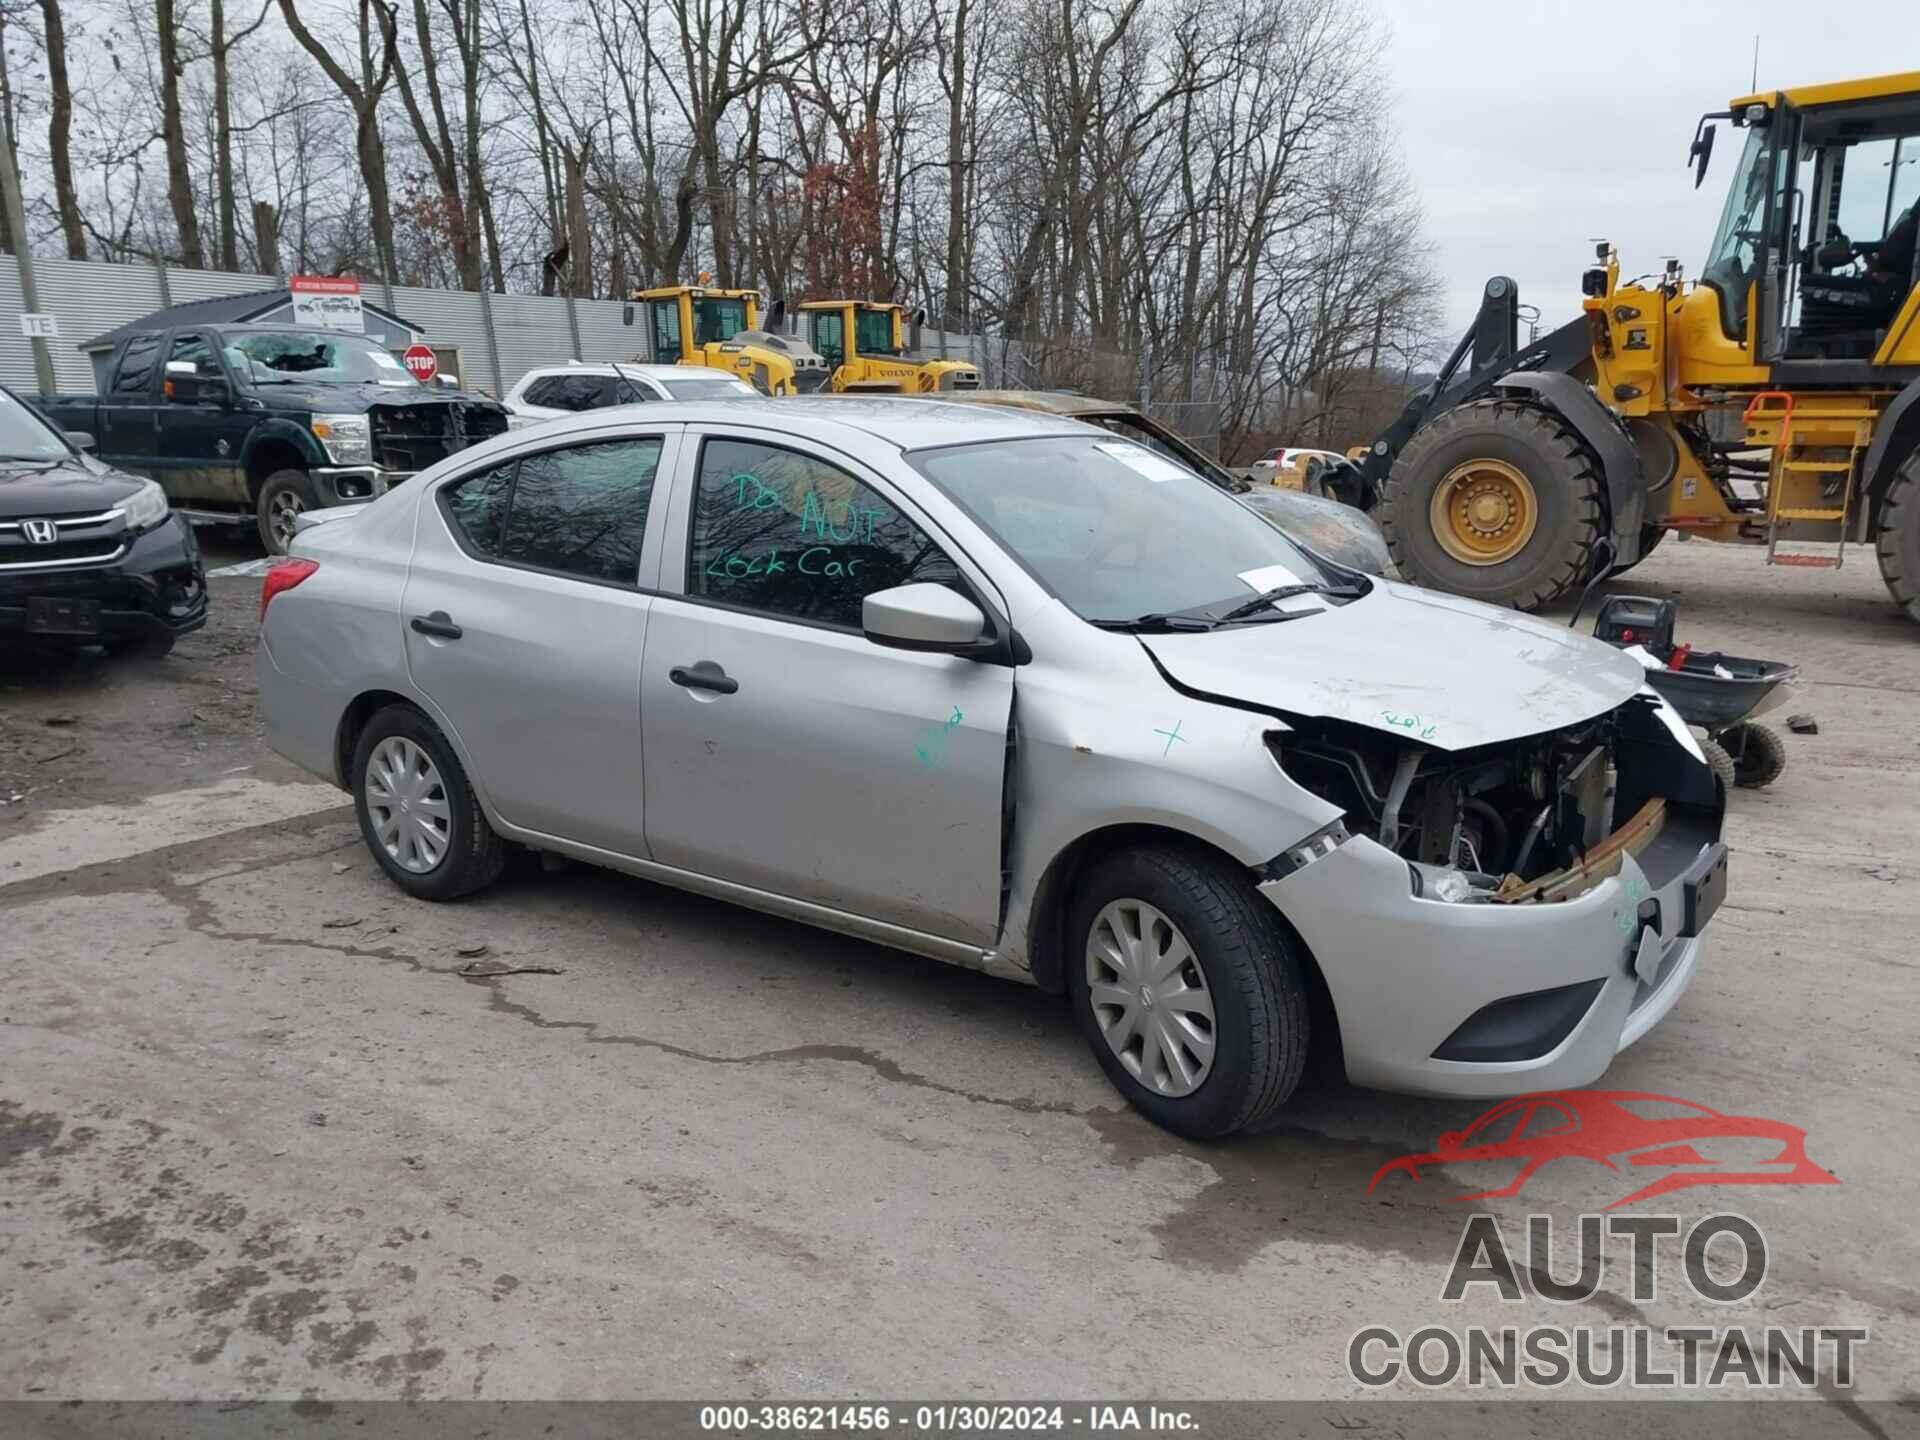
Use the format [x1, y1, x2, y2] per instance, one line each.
[438, 438, 661, 586]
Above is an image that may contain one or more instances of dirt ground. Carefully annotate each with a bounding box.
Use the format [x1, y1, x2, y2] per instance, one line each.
[2, 527, 1917, 1426]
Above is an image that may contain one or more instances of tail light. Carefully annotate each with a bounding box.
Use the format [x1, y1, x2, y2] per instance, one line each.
[260, 558, 319, 620]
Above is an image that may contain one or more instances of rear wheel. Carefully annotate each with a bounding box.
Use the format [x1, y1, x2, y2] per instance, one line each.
[256, 468, 316, 554]
[351, 705, 506, 900]
[1381, 400, 1604, 609]
[1876, 452, 1920, 624]
[1067, 845, 1308, 1139]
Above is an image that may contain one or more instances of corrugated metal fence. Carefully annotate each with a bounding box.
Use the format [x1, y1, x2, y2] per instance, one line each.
[1, 254, 990, 399]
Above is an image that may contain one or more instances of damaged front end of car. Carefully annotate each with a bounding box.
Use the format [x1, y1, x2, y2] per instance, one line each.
[1269, 689, 1721, 908]
[1256, 689, 1727, 1097]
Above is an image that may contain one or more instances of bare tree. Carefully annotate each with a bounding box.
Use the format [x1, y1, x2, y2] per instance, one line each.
[277, 0, 400, 281]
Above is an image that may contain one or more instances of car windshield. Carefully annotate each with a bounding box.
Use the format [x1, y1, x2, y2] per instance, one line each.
[911, 435, 1341, 626]
[0, 387, 75, 460]
[224, 331, 419, 387]
[658, 375, 756, 400]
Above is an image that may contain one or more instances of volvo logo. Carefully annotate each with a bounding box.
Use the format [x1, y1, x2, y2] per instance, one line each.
[21, 519, 58, 545]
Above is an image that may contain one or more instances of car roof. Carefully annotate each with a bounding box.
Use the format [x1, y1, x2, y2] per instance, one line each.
[525, 362, 742, 382]
[510, 395, 1091, 451]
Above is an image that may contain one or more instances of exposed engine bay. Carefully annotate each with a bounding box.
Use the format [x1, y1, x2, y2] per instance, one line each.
[1270, 695, 1715, 900]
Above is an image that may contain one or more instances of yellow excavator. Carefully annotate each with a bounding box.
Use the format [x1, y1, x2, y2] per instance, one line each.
[625, 285, 831, 395]
[1351, 69, 1920, 623]
[798, 300, 981, 393]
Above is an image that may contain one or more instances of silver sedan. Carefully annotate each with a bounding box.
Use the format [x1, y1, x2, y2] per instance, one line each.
[258, 398, 1727, 1137]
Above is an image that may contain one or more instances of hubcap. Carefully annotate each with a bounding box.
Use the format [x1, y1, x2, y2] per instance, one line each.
[1084, 899, 1217, 1098]
[364, 736, 451, 874]
[268, 489, 307, 550]
[1430, 458, 1539, 566]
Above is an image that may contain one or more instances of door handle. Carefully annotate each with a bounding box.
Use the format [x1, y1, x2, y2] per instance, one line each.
[410, 611, 463, 640]
[669, 661, 738, 695]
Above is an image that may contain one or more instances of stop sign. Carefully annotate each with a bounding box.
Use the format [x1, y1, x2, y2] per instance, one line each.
[402, 343, 439, 382]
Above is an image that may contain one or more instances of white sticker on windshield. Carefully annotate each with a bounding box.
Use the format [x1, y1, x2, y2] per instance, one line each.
[1235, 562, 1327, 614]
[369, 350, 404, 369]
[1094, 442, 1190, 483]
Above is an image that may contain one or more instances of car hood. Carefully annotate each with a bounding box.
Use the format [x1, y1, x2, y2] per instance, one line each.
[254, 383, 503, 414]
[0, 455, 146, 514]
[1139, 580, 1646, 750]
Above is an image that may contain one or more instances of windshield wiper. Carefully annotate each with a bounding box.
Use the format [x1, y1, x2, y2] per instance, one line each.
[1088, 612, 1216, 633]
[0, 453, 61, 463]
[1213, 580, 1366, 625]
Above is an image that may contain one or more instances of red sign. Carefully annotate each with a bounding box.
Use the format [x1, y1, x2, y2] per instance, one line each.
[402, 343, 439, 382]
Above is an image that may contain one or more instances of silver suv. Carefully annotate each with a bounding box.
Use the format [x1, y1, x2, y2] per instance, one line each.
[257, 398, 1727, 1137]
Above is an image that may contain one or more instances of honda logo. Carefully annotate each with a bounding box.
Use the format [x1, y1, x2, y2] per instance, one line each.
[21, 519, 58, 545]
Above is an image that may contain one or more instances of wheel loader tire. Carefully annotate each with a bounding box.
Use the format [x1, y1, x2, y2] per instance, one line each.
[1876, 451, 1920, 624]
[1380, 400, 1605, 610]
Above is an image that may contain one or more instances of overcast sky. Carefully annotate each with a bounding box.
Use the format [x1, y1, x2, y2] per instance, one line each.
[1379, 1, 1920, 344]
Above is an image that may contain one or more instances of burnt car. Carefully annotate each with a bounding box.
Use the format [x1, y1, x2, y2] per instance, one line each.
[0, 386, 206, 656]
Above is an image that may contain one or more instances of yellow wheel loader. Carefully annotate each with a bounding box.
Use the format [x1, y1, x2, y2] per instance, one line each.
[624, 285, 831, 395]
[1360, 69, 1920, 623]
[798, 300, 981, 393]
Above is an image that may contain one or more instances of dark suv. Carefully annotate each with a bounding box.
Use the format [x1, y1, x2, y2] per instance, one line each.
[0, 386, 206, 656]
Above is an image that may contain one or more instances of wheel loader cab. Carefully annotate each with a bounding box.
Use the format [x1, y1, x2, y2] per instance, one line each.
[1697, 81, 1920, 366]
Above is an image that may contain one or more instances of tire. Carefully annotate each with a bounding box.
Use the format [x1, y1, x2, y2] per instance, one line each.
[1724, 721, 1787, 789]
[1699, 736, 1737, 795]
[350, 704, 507, 901]
[1380, 400, 1605, 609]
[1067, 844, 1308, 1139]
[256, 468, 316, 554]
[1876, 451, 1920, 624]
[103, 630, 175, 659]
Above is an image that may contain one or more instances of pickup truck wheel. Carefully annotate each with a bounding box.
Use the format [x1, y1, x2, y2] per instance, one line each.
[256, 468, 316, 554]
[1067, 845, 1308, 1139]
[351, 705, 507, 901]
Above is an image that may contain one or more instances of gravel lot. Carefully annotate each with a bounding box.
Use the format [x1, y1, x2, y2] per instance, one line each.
[2, 528, 1916, 1422]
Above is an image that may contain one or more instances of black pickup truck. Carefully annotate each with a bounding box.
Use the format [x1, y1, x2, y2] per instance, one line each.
[40, 324, 508, 552]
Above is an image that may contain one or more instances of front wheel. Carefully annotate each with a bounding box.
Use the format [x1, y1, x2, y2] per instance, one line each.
[1067, 846, 1309, 1138]
[351, 705, 507, 900]
[256, 468, 316, 554]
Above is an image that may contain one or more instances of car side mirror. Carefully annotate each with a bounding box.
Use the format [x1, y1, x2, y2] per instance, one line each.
[63, 429, 97, 453]
[863, 583, 987, 654]
[163, 359, 228, 405]
[1688, 121, 1717, 190]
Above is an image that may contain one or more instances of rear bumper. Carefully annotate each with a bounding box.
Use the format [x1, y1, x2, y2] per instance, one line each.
[0, 514, 207, 642]
[1259, 817, 1719, 1098]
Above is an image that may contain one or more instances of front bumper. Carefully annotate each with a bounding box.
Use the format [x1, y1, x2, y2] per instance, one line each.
[1260, 813, 1721, 1098]
[0, 514, 208, 642]
[312, 465, 414, 506]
